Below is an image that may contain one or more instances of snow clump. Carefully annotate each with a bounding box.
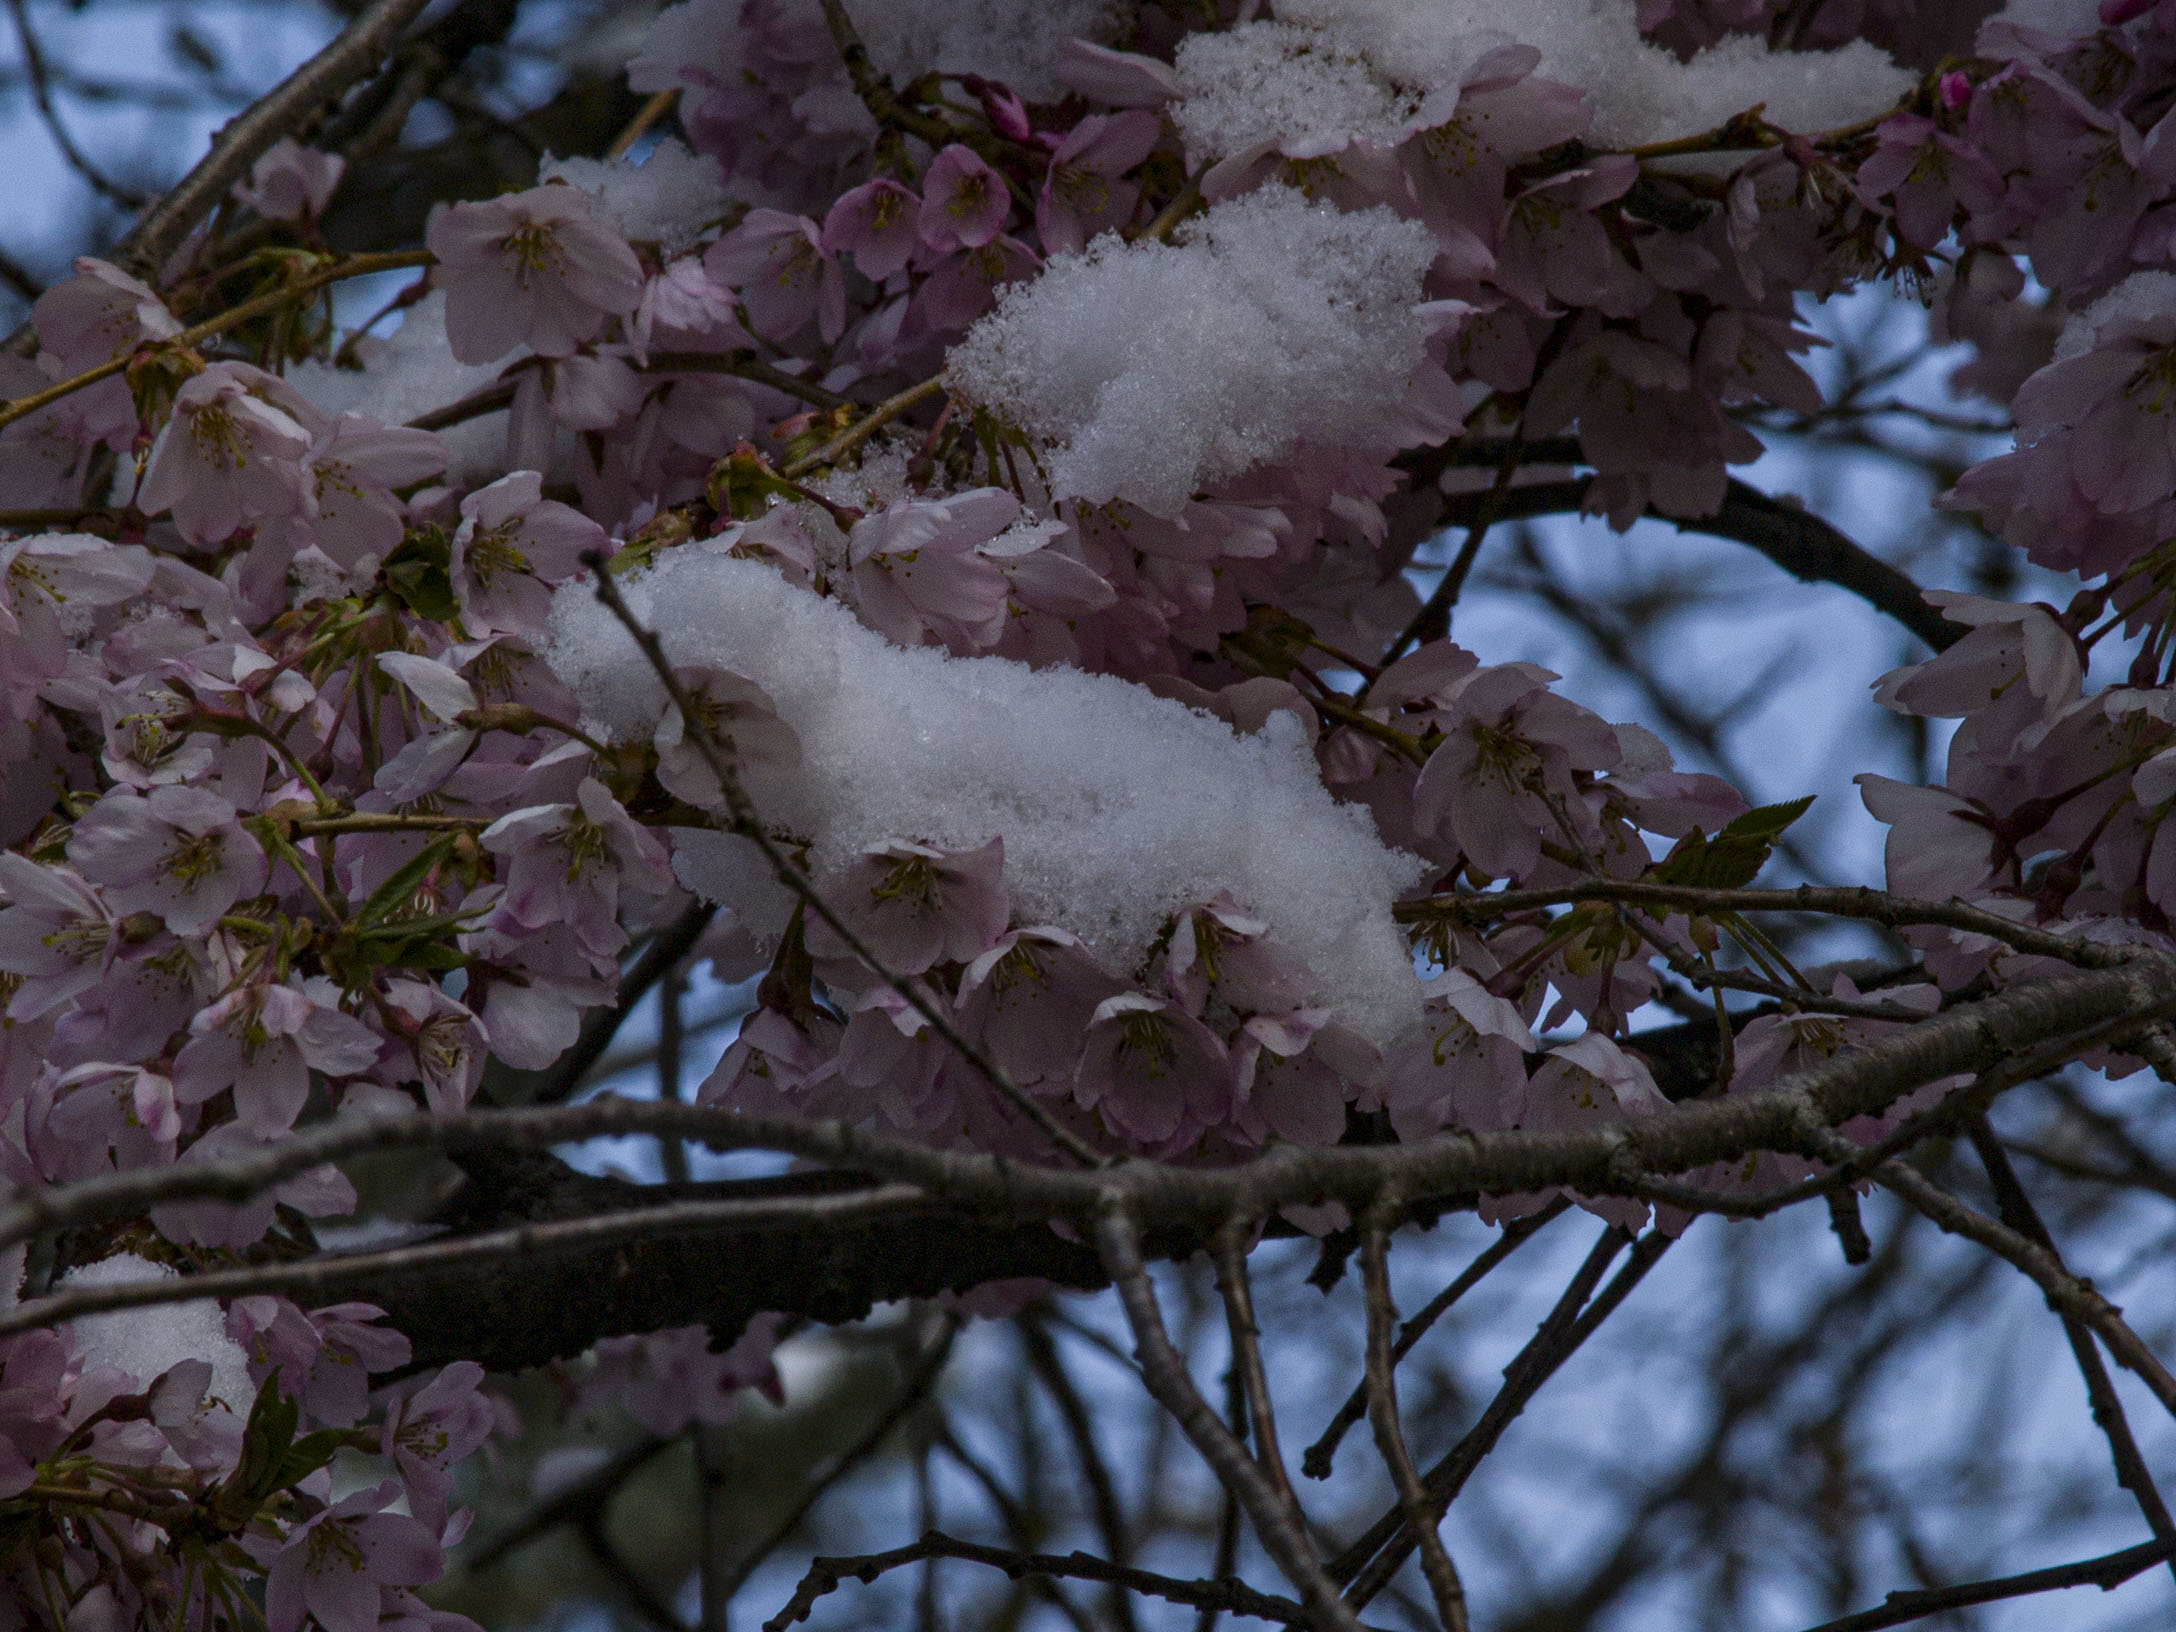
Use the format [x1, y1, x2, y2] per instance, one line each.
[2053, 271, 2176, 363]
[1175, 0, 1911, 156]
[548, 553, 1428, 1045]
[539, 140, 735, 257]
[61, 1254, 256, 1415]
[945, 185, 1437, 516]
[289, 292, 509, 486]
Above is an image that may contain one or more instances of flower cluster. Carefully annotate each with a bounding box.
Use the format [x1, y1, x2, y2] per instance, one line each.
[11, 0, 2176, 1620]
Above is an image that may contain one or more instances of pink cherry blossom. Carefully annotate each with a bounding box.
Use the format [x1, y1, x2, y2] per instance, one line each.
[266, 1480, 444, 1632]
[451, 471, 609, 634]
[172, 980, 382, 1137]
[821, 177, 923, 281]
[234, 137, 346, 222]
[1037, 111, 1161, 255]
[705, 210, 846, 344]
[67, 786, 268, 937]
[1075, 992, 1233, 1148]
[138, 363, 314, 546]
[920, 145, 1011, 252]
[425, 184, 646, 364]
[807, 836, 1007, 976]
[381, 1362, 494, 1530]
[848, 489, 1018, 647]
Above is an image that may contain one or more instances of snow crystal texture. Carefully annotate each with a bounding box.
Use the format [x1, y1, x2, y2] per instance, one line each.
[549, 554, 1428, 1045]
[290, 291, 508, 485]
[2055, 270, 2176, 362]
[1177, 1, 1911, 154]
[540, 139, 733, 257]
[61, 1254, 255, 1415]
[945, 185, 1436, 516]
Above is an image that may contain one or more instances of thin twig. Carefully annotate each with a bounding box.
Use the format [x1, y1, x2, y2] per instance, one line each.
[1862, 1140, 2176, 1419]
[780, 374, 948, 480]
[1303, 1200, 1569, 1478]
[107, 0, 434, 281]
[1358, 1209, 1471, 1632]
[1967, 1120, 2176, 1578]
[0, 248, 433, 432]
[1015, 1315, 1141, 1632]
[1212, 1221, 1303, 1519]
[1400, 880, 2134, 970]
[766, 1529, 1328, 1631]
[6, 0, 146, 207]
[1096, 1205, 1362, 1632]
[1789, 1535, 2176, 1632]
[724, 1316, 961, 1601]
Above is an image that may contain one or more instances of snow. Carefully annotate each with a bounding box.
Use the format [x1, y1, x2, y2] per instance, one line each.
[1178, 1, 1911, 154]
[61, 1253, 255, 1415]
[848, 0, 1130, 102]
[540, 140, 734, 258]
[2054, 270, 2176, 361]
[945, 184, 1437, 516]
[547, 554, 1428, 1045]
[1173, 23, 1420, 159]
[291, 292, 510, 487]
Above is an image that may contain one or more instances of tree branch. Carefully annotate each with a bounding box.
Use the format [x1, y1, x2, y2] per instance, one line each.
[109, 0, 436, 281]
[1791, 1535, 2176, 1632]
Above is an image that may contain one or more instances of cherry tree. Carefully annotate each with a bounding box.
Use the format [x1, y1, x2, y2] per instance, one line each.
[1, 0, 2176, 1626]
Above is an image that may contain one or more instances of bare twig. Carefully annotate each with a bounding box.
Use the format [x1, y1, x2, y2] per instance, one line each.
[1303, 1200, 1570, 1479]
[1967, 1120, 2176, 1571]
[1400, 880, 2132, 969]
[6, 0, 146, 208]
[767, 1529, 1330, 1631]
[108, 0, 435, 281]
[1015, 1315, 1141, 1632]
[0, 248, 433, 432]
[722, 1316, 961, 1600]
[1213, 1222, 1303, 1519]
[1358, 1210, 1471, 1632]
[780, 374, 948, 480]
[1790, 1535, 2176, 1632]
[1337, 1227, 1674, 1609]
[1097, 1205, 1361, 1632]
[1863, 1140, 2176, 1419]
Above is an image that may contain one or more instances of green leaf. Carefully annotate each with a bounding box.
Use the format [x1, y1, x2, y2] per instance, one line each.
[1651, 795, 1815, 890]
[230, 1373, 298, 1500]
[381, 526, 458, 621]
[353, 832, 460, 929]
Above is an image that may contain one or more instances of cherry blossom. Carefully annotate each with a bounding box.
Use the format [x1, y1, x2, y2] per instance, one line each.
[426, 184, 646, 364]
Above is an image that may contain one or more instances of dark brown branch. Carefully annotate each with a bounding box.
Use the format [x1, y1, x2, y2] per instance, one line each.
[1213, 1223, 1304, 1521]
[1967, 1120, 2176, 1571]
[1337, 1227, 1675, 1609]
[1097, 1205, 1360, 1632]
[109, 0, 435, 281]
[1303, 1201, 1570, 1479]
[766, 1530, 1328, 1631]
[1015, 1314, 1142, 1632]
[1423, 457, 1966, 652]
[721, 1316, 960, 1601]
[1791, 1535, 2176, 1632]
[5, 0, 146, 208]
[1358, 1212, 1471, 1632]
[1861, 1139, 2176, 1418]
